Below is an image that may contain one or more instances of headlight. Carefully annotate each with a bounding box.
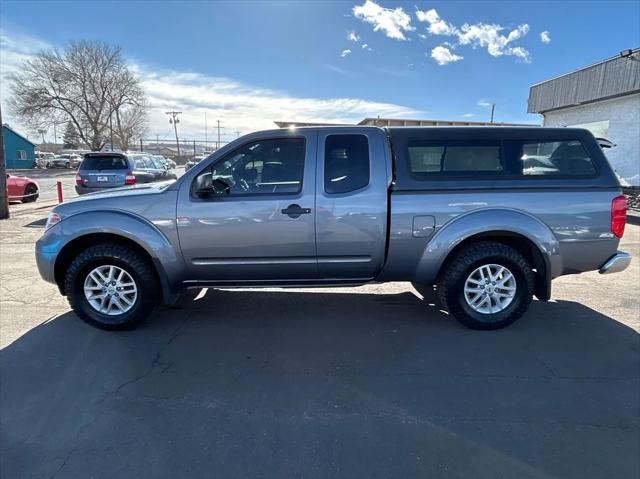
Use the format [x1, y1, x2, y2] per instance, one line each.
[45, 212, 62, 230]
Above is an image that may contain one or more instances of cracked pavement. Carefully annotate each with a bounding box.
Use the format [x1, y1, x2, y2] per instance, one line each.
[1, 209, 639, 479]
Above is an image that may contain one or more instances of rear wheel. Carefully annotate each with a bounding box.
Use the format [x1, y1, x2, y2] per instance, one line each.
[437, 241, 534, 330]
[64, 243, 160, 330]
[21, 183, 38, 203]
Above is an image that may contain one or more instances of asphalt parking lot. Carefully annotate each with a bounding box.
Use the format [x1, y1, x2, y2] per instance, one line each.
[1, 172, 639, 478]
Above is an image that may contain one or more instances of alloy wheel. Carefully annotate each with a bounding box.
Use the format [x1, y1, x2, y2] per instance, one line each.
[463, 263, 517, 315]
[83, 265, 138, 315]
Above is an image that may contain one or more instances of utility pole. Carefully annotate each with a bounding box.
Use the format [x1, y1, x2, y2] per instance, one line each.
[204, 112, 208, 144]
[235, 131, 241, 138]
[490, 104, 496, 124]
[216, 120, 221, 150]
[166, 111, 182, 160]
[53, 121, 63, 146]
[0, 105, 9, 219]
[38, 129, 46, 144]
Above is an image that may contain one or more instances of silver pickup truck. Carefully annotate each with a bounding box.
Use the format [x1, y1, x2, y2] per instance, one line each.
[36, 126, 631, 330]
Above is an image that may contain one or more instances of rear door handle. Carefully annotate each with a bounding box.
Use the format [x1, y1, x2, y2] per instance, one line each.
[281, 204, 311, 218]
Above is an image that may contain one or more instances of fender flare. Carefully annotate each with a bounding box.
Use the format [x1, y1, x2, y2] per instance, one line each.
[413, 208, 562, 287]
[48, 210, 184, 303]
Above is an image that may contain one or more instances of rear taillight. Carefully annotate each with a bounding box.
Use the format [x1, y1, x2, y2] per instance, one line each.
[611, 195, 627, 238]
[75, 173, 82, 185]
[124, 172, 136, 185]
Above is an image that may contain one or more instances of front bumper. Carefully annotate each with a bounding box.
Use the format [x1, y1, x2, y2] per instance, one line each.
[599, 251, 632, 274]
[35, 238, 58, 284]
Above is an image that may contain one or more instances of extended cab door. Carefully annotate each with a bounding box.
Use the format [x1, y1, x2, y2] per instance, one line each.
[315, 128, 390, 280]
[176, 131, 317, 282]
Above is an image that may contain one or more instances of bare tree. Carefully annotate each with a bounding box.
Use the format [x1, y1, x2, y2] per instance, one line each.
[113, 101, 147, 151]
[8, 40, 146, 151]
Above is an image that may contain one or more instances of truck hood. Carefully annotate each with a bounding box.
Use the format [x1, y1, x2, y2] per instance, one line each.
[64, 181, 174, 204]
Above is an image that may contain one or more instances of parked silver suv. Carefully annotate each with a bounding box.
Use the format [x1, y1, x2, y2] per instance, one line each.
[75, 152, 175, 195]
[37, 127, 631, 330]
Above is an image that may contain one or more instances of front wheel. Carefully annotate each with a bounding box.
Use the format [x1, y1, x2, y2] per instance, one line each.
[437, 241, 534, 330]
[64, 243, 160, 330]
[21, 184, 38, 203]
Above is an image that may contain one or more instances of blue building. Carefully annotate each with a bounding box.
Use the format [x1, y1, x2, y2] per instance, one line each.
[2, 124, 35, 169]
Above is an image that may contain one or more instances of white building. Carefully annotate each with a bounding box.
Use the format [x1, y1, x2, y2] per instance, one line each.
[528, 48, 640, 185]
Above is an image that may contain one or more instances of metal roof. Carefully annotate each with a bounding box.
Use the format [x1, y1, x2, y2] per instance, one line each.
[528, 48, 640, 113]
[2, 124, 36, 146]
[275, 118, 536, 128]
[357, 117, 534, 127]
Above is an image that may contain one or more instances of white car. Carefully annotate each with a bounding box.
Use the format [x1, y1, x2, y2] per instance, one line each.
[35, 152, 56, 169]
[57, 153, 83, 168]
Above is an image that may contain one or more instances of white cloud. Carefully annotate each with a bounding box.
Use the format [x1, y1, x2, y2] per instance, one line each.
[347, 30, 360, 42]
[361, 43, 372, 51]
[341, 49, 352, 57]
[415, 8, 458, 36]
[353, 0, 414, 41]
[457, 22, 531, 61]
[540, 31, 551, 44]
[462, 113, 475, 118]
[414, 9, 532, 63]
[430, 46, 463, 65]
[140, 67, 419, 136]
[477, 99, 492, 108]
[0, 29, 420, 139]
[0, 30, 52, 119]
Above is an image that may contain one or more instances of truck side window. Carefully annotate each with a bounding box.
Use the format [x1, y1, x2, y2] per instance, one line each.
[408, 141, 502, 175]
[512, 140, 597, 176]
[202, 137, 306, 196]
[324, 134, 369, 194]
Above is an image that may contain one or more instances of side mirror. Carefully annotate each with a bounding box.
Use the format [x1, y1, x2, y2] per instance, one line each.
[194, 172, 213, 197]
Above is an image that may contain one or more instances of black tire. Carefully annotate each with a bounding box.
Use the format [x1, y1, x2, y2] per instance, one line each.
[64, 243, 160, 330]
[437, 241, 534, 330]
[21, 183, 38, 203]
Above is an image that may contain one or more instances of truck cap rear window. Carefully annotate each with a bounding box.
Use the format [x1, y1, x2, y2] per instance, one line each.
[80, 155, 128, 170]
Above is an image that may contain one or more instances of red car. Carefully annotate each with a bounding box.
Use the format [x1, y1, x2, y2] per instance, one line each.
[6, 174, 39, 203]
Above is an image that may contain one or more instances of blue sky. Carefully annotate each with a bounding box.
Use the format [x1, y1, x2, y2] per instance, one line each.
[1, 0, 639, 141]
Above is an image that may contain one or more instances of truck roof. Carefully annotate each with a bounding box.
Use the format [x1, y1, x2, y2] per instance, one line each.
[278, 125, 591, 136]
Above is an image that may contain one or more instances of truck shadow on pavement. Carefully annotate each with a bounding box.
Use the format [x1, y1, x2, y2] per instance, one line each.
[2, 289, 639, 479]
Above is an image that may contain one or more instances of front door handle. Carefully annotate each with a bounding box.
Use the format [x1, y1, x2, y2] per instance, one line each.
[281, 204, 311, 218]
